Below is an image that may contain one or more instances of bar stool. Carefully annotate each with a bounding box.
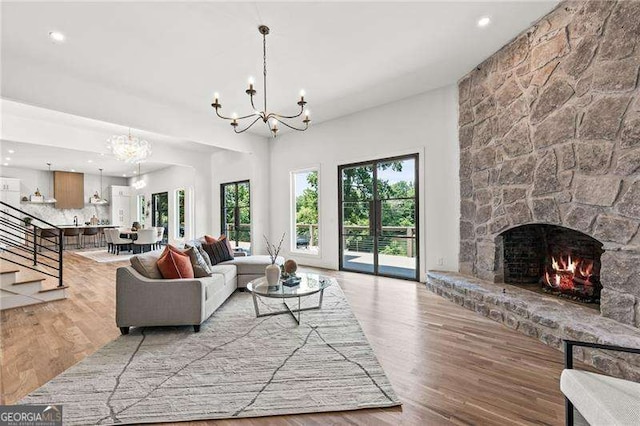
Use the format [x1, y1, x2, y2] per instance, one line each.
[38, 228, 59, 252]
[63, 228, 82, 249]
[82, 227, 99, 248]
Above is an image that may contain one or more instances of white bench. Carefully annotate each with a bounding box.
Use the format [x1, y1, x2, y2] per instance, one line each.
[561, 341, 640, 426]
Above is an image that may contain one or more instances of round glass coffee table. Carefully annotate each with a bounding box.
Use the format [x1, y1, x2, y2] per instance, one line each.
[246, 273, 335, 324]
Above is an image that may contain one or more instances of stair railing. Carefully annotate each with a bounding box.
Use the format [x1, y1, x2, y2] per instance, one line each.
[0, 201, 64, 287]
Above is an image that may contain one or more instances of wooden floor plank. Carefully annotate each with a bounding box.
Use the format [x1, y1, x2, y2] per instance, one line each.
[0, 253, 574, 424]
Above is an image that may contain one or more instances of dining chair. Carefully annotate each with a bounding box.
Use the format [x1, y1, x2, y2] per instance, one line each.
[133, 229, 157, 253]
[108, 229, 133, 254]
[155, 227, 165, 250]
[104, 228, 114, 253]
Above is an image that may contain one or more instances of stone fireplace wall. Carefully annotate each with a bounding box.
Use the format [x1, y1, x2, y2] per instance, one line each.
[458, 0, 640, 326]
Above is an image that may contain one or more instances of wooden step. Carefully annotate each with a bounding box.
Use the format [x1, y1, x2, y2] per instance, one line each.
[39, 285, 69, 293]
[0, 268, 20, 274]
[13, 277, 46, 286]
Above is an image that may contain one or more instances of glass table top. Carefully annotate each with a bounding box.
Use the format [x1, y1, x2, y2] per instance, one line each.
[247, 273, 334, 298]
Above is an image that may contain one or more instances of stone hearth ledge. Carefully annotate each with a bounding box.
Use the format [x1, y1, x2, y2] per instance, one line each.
[426, 271, 640, 381]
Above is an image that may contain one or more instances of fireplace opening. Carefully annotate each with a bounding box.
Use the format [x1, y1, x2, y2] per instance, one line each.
[499, 224, 603, 304]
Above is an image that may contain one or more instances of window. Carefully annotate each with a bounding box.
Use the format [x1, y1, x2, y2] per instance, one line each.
[220, 180, 251, 254]
[176, 189, 185, 238]
[291, 169, 319, 255]
[137, 194, 146, 225]
[152, 192, 169, 243]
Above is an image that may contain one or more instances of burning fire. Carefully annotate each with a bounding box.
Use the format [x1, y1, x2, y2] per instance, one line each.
[544, 254, 594, 292]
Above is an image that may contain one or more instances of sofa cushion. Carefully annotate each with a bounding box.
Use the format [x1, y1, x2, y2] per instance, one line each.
[130, 251, 163, 279]
[561, 369, 640, 425]
[209, 264, 237, 282]
[202, 273, 226, 300]
[202, 239, 234, 265]
[220, 255, 284, 275]
[157, 250, 195, 279]
[184, 247, 212, 278]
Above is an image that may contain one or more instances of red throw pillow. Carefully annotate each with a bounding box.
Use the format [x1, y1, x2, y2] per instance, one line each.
[157, 249, 194, 279]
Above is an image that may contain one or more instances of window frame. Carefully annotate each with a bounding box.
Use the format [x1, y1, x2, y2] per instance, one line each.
[175, 188, 186, 239]
[290, 166, 321, 257]
[220, 179, 251, 253]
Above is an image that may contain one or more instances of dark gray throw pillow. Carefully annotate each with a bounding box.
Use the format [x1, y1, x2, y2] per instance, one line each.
[202, 240, 234, 265]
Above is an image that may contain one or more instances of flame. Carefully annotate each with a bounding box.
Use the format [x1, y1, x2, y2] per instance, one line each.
[544, 254, 594, 291]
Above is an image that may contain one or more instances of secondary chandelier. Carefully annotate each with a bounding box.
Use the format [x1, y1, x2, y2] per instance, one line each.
[107, 129, 152, 163]
[211, 25, 310, 137]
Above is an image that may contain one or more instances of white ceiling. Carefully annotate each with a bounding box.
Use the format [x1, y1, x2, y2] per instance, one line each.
[1, 1, 558, 141]
[0, 140, 171, 177]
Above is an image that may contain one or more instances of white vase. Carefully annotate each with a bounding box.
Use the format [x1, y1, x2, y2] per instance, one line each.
[265, 264, 280, 286]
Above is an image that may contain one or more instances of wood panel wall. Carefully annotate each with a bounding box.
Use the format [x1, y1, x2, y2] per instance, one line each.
[54, 171, 84, 209]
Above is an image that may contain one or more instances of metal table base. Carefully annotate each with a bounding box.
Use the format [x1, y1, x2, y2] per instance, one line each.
[251, 289, 325, 325]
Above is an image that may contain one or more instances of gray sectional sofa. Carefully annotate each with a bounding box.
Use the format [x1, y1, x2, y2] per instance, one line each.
[116, 250, 283, 334]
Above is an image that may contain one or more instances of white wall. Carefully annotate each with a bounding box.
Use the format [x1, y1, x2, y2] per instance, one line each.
[210, 139, 271, 255]
[129, 164, 209, 244]
[268, 85, 460, 280]
[0, 165, 126, 225]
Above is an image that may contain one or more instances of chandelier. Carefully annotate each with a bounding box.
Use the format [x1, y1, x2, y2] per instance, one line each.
[211, 25, 310, 137]
[107, 129, 152, 163]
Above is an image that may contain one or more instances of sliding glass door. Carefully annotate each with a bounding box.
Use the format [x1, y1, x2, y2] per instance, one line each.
[220, 180, 251, 253]
[339, 154, 419, 280]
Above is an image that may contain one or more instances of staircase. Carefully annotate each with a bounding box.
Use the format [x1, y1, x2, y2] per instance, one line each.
[0, 201, 66, 310]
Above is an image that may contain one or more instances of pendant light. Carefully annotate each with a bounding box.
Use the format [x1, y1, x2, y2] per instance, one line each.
[132, 163, 146, 189]
[94, 168, 108, 204]
[44, 162, 57, 203]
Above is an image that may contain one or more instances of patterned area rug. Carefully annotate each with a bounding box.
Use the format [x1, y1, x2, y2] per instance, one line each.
[21, 284, 401, 425]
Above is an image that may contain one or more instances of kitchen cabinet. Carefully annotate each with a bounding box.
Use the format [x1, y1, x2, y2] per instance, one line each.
[0, 177, 20, 193]
[0, 177, 22, 244]
[54, 171, 84, 209]
[110, 185, 132, 227]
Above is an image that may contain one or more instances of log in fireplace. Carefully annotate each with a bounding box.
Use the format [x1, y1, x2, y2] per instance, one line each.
[499, 224, 603, 304]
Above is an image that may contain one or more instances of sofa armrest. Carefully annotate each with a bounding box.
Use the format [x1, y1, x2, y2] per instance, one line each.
[116, 266, 206, 327]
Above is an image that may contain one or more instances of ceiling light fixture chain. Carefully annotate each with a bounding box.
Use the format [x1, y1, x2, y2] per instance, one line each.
[211, 25, 310, 137]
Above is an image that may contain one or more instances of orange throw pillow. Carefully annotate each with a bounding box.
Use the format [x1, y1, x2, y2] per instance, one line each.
[204, 235, 218, 244]
[157, 248, 194, 279]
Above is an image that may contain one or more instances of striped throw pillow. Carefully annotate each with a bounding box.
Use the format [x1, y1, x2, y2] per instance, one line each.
[202, 239, 234, 265]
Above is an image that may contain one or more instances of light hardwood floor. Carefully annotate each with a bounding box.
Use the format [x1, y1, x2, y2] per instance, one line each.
[1, 252, 573, 425]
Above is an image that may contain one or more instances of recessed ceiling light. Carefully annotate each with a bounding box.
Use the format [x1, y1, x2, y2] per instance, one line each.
[87, 159, 93, 163]
[71, 169, 76, 172]
[133, 171, 137, 174]
[477, 16, 491, 28]
[122, 174, 127, 177]
[49, 31, 66, 43]
[5, 157, 10, 161]
[8, 149, 15, 154]
[3, 163, 8, 167]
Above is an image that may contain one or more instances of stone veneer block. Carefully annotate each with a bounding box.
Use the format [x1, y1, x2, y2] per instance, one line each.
[426, 271, 640, 381]
[573, 175, 621, 206]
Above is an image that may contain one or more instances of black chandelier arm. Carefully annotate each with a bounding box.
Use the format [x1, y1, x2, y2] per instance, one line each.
[249, 92, 258, 112]
[214, 107, 257, 122]
[233, 116, 262, 134]
[277, 118, 309, 132]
